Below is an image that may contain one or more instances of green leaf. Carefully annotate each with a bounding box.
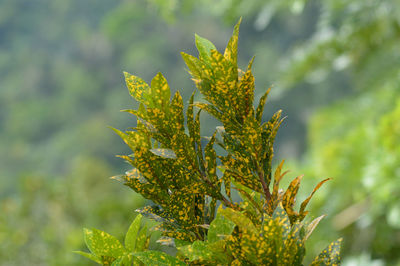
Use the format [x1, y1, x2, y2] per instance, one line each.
[135, 225, 150, 252]
[73, 251, 102, 264]
[305, 215, 326, 241]
[111, 254, 133, 266]
[181, 52, 203, 79]
[186, 91, 196, 150]
[125, 214, 142, 252]
[207, 208, 235, 243]
[281, 228, 305, 265]
[232, 183, 263, 216]
[124, 71, 152, 106]
[110, 127, 136, 151]
[237, 57, 255, 118]
[150, 72, 171, 110]
[174, 239, 192, 248]
[195, 34, 217, 61]
[149, 148, 177, 159]
[255, 87, 271, 123]
[219, 207, 257, 234]
[89, 228, 126, 258]
[170, 91, 185, 133]
[272, 203, 291, 233]
[83, 228, 95, 255]
[282, 175, 303, 222]
[193, 102, 225, 123]
[178, 241, 209, 262]
[311, 238, 343, 266]
[133, 250, 187, 266]
[224, 17, 241, 68]
[178, 240, 229, 263]
[299, 178, 331, 218]
[267, 160, 289, 214]
[204, 131, 218, 182]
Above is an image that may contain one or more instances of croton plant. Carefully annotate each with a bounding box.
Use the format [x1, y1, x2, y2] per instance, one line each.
[76, 19, 342, 265]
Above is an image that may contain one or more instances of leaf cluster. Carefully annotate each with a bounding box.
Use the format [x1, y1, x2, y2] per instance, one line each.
[78, 19, 342, 265]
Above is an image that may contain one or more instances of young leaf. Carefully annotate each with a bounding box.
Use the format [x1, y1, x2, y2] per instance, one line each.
[255, 87, 271, 123]
[305, 215, 326, 241]
[238, 57, 255, 118]
[224, 17, 241, 68]
[195, 34, 217, 61]
[83, 228, 95, 256]
[125, 214, 142, 252]
[282, 175, 303, 222]
[299, 178, 331, 215]
[135, 225, 150, 252]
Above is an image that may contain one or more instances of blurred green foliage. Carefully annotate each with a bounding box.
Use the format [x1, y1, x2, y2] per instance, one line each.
[0, 156, 145, 265]
[302, 81, 400, 264]
[280, 1, 400, 265]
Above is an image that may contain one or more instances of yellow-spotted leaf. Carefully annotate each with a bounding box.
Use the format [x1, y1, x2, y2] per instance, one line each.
[133, 251, 187, 266]
[85, 228, 125, 259]
[195, 34, 217, 62]
[272, 203, 291, 238]
[178, 241, 214, 262]
[305, 215, 326, 241]
[205, 131, 218, 182]
[255, 87, 271, 123]
[267, 160, 289, 214]
[111, 254, 133, 266]
[124, 72, 152, 107]
[299, 178, 331, 218]
[150, 72, 171, 110]
[186, 92, 204, 172]
[311, 238, 343, 266]
[237, 57, 255, 118]
[149, 148, 177, 159]
[219, 207, 257, 234]
[170, 91, 185, 133]
[181, 52, 203, 79]
[282, 175, 303, 223]
[110, 127, 139, 151]
[224, 17, 241, 68]
[135, 225, 150, 252]
[186, 91, 197, 150]
[281, 222, 306, 265]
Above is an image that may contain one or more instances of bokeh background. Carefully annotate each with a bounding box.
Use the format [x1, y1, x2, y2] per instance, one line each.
[1, 0, 399, 265]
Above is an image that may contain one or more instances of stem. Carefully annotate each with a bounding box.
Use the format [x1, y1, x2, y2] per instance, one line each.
[221, 195, 236, 209]
[254, 151, 271, 202]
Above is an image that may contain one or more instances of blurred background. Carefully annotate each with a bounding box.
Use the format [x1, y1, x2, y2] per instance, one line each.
[0, 0, 399, 265]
